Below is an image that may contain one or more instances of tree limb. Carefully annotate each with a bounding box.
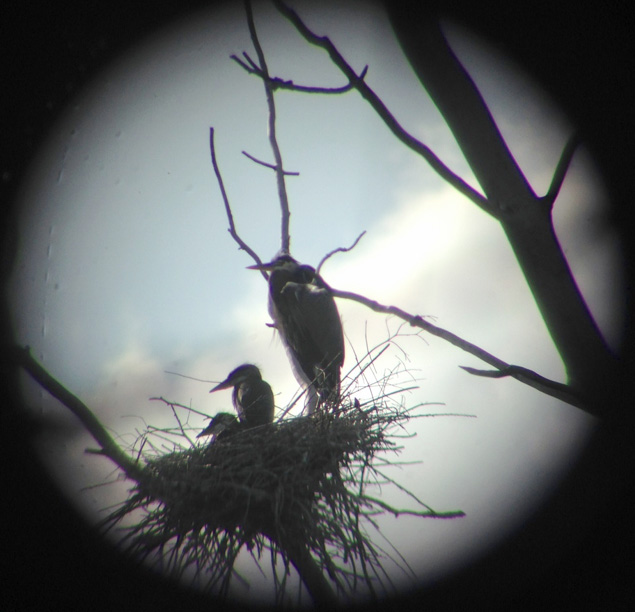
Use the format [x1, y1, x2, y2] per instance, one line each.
[273, 3, 612, 396]
[459, 365, 577, 400]
[330, 289, 588, 412]
[10, 345, 145, 481]
[272, 0, 490, 215]
[385, 14, 615, 392]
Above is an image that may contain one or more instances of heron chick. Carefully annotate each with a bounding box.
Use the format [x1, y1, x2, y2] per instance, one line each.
[209, 364, 274, 428]
[249, 253, 344, 413]
[197, 412, 241, 440]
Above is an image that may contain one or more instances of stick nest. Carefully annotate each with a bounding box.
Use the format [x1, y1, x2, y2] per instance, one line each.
[102, 396, 452, 601]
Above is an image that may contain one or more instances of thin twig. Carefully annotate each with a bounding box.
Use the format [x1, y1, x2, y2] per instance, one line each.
[329, 288, 587, 411]
[233, 51, 369, 94]
[209, 127, 267, 277]
[242, 150, 300, 175]
[317, 231, 367, 274]
[358, 495, 464, 519]
[542, 133, 581, 209]
[244, 0, 291, 252]
[272, 0, 490, 215]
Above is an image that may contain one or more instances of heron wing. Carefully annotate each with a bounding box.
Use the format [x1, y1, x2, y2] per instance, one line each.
[282, 281, 344, 380]
[239, 380, 275, 426]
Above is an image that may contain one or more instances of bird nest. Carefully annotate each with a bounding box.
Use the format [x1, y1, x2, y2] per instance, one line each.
[101, 397, 452, 603]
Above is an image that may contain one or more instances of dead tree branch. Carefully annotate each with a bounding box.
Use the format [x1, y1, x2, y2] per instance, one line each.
[329, 289, 588, 412]
[272, 0, 489, 214]
[209, 127, 267, 278]
[244, 0, 291, 253]
[232, 51, 369, 94]
[317, 231, 366, 274]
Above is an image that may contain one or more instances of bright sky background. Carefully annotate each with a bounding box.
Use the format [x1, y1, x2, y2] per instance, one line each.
[9, 0, 624, 606]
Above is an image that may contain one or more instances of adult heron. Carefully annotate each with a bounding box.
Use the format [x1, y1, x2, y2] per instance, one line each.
[248, 253, 344, 413]
[209, 364, 275, 428]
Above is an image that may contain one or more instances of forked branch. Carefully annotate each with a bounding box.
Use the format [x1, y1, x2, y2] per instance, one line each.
[272, 0, 490, 214]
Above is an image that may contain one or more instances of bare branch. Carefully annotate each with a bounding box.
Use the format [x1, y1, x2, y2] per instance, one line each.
[542, 133, 582, 209]
[10, 345, 145, 481]
[233, 50, 369, 94]
[244, 0, 291, 253]
[459, 365, 579, 404]
[267, 67, 367, 94]
[241, 51, 260, 72]
[241, 150, 300, 175]
[358, 495, 464, 519]
[273, 0, 490, 214]
[317, 230, 367, 273]
[209, 127, 267, 277]
[329, 288, 588, 411]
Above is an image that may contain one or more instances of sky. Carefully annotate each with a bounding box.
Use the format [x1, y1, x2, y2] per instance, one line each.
[8, 0, 624, 606]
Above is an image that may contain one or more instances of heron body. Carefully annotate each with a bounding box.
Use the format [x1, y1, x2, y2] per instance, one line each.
[209, 364, 274, 428]
[197, 412, 241, 440]
[249, 254, 344, 412]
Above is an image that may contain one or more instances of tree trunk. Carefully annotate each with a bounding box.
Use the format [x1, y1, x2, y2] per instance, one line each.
[386, 10, 615, 400]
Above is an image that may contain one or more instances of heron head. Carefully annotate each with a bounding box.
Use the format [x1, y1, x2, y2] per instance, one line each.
[210, 363, 263, 392]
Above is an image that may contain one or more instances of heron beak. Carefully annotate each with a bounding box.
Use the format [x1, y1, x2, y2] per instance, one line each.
[246, 261, 274, 271]
[196, 424, 215, 438]
[209, 380, 234, 393]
